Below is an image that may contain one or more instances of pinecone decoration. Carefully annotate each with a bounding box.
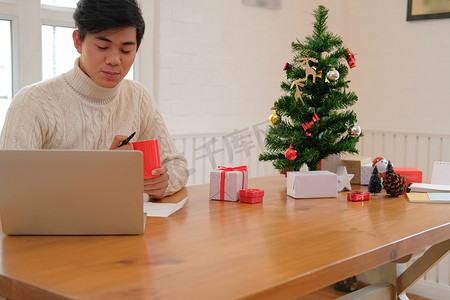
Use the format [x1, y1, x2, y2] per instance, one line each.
[383, 173, 407, 197]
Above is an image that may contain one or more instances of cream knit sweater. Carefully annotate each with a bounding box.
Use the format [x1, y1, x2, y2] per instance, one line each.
[0, 59, 188, 196]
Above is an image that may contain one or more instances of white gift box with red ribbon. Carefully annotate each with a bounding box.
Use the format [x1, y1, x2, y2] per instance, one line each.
[209, 166, 248, 201]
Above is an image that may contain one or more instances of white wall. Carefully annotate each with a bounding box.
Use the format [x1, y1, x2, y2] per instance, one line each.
[141, 0, 320, 135]
[139, 0, 450, 138]
[340, 0, 450, 136]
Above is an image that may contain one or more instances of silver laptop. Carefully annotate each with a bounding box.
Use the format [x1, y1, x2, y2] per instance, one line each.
[0, 149, 146, 235]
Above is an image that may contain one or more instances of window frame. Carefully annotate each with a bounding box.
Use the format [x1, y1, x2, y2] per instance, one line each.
[0, 13, 18, 100]
[0, 0, 140, 99]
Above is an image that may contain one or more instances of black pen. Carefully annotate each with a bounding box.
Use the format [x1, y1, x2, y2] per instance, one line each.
[118, 131, 136, 147]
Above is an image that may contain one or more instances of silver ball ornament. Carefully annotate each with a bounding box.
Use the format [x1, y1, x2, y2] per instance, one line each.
[326, 67, 340, 81]
[350, 124, 361, 137]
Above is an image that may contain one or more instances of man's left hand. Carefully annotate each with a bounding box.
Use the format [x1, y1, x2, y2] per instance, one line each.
[144, 166, 169, 199]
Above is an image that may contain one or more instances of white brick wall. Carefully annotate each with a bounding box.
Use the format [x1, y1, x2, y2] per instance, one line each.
[144, 0, 320, 135]
[340, 0, 450, 136]
[139, 0, 450, 138]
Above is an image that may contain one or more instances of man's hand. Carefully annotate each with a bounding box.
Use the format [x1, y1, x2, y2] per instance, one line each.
[110, 135, 168, 199]
[144, 166, 169, 199]
[109, 135, 133, 150]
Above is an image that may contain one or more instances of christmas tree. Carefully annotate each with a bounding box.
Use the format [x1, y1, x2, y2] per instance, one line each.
[368, 166, 382, 194]
[385, 161, 394, 175]
[259, 5, 361, 173]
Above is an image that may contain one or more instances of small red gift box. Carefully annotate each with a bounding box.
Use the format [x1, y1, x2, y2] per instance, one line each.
[239, 189, 264, 204]
[347, 191, 370, 202]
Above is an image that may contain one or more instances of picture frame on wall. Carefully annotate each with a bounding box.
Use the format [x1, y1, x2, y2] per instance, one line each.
[407, 0, 450, 21]
[242, 0, 281, 10]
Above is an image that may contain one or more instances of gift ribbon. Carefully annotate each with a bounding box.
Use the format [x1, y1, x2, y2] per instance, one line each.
[217, 166, 247, 200]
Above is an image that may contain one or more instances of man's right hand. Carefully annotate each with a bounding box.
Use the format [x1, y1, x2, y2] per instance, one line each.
[109, 135, 133, 150]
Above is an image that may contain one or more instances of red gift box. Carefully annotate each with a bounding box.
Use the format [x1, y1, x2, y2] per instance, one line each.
[239, 189, 264, 204]
[347, 191, 370, 202]
[393, 168, 422, 185]
[380, 168, 422, 186]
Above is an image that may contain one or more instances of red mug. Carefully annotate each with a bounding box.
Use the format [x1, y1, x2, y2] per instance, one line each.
[132, 140, 161, 179]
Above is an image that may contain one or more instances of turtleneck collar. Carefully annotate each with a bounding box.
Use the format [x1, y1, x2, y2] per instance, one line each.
[64, 58, 122, 105]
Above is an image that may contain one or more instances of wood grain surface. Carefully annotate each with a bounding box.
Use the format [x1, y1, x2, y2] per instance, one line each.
[0, 175, 449, 299]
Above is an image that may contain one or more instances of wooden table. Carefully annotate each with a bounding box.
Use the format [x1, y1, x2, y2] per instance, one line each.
[0, 175, 449, 299]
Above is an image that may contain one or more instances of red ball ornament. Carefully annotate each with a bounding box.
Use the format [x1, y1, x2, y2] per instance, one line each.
[285, 145, 297, 160]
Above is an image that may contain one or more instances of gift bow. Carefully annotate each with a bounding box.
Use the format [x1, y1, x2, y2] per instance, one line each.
[218, 166, 248, 172]
[301, 113, 320, 136]
[217, 166, 248, 200]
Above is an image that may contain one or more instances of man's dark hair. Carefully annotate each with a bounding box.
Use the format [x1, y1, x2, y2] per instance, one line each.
[73, 0, 145, 48]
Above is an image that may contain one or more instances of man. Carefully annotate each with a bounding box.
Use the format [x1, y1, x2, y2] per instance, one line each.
[0, 0, 188, 199]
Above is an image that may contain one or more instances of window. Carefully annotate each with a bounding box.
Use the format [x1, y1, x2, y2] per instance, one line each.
[42, 25, 79, 80]
[0, 19, 12, 126]
[41, 0, 77, 8]
[0, 1, 137, 128]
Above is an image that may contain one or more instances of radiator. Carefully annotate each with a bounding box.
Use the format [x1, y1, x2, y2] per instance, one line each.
[173, 125, 450, 298]
[172, 121, 279, 186]
[173, 127, 450, 184]
[357, 129, 450, 182]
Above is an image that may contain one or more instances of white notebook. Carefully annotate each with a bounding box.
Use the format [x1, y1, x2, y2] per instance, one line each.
[431, 161, 450, 185]
[408, 182, 450, 193]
